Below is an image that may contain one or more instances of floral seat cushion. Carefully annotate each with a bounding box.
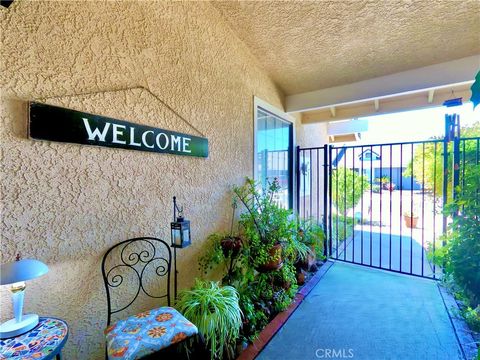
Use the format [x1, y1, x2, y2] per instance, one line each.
[104, 307, 198, 360]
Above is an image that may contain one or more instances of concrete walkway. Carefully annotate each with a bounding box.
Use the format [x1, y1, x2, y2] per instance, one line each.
[257, 261, 463, 360]
[333, 229, 440, 278]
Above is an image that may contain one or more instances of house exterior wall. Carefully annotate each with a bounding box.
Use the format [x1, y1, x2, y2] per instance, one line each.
[336, 146, 423, 190]
[295, 116, 329, 222]
[295, 116, 329, 148]
[0, 2, 285, 358]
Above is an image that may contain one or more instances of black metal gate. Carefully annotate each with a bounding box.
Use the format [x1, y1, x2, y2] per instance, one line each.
[297, 118, 480, 280]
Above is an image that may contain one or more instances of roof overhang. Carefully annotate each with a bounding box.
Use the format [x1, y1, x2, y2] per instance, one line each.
[287, 55, 480, 119]
[302, 83, 473, 124]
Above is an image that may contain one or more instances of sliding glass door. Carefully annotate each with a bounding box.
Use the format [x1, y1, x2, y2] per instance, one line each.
[255, 107, 293, 209]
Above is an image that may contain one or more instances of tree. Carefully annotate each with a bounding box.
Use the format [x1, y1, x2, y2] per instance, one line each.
[404, 121, 480, 200]
[331, 168, 369, 213]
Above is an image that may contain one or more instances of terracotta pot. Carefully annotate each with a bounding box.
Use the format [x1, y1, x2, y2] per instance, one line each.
[296, 269, 306, 285]
[298, 253, 316, 271]
[282, 280, 292, 291]
[220, 236, 242, 257]
[236, 341, 248, 357]
[307, 245, 317, 269]
[404, 215, 418, 228]
[257, 244, 283, 272]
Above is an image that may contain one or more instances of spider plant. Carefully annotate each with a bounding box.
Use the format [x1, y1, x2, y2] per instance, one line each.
[298, 217, 326, 259]
[176, 280, 242, 359]
[286, 237, 310, 264]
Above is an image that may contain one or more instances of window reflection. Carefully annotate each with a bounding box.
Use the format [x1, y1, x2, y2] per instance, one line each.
[256, 108, 292, 209]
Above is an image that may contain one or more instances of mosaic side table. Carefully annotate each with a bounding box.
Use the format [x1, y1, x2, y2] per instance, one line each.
[0, 317, 68, 360]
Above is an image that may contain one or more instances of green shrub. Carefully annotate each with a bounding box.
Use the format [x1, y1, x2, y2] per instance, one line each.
[434, 166, 480, 308]
[331, 214, 355, 243]
[298, 217, 325, 259]
[237, 290, 268, 343]
[198, 232, 227, 275]
[236, 262, 298, 343]
[331, 168, 370, 213]
[462, 306, 480, 332]
[232, 178, 303, 341]
[233, 178, 296, 269]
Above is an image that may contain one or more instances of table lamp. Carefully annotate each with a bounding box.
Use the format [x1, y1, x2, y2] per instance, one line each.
[0, 255, 48, 339]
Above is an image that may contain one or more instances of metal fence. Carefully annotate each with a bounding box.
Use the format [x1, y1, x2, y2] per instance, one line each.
[296, 145, 328, 230]
[297, 135, 480, 280]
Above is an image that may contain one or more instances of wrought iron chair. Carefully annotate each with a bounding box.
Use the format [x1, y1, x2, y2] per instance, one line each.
[101, 237, 198, 360]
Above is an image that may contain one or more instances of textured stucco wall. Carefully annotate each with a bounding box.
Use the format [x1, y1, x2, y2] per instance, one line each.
[0, 1, 284, 358]
[295, 114, 329, 148]
[295, 115, 328, 219]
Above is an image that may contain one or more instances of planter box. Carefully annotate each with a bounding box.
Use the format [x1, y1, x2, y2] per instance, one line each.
[237, 261, 334, 360]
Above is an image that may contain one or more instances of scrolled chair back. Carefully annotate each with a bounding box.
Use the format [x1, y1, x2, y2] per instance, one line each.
[101, 237, 172, 326]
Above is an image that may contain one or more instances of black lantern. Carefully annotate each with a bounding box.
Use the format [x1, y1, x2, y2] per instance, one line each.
[170, 197, 191, 249]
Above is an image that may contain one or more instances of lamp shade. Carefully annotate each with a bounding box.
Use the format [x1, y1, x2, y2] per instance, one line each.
[0, 259, 49, 285]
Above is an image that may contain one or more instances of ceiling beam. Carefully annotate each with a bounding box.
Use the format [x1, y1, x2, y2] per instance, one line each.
[286, 55, 480, 113]
[302, 88, 472, 124]
[330, 106, 336, 117]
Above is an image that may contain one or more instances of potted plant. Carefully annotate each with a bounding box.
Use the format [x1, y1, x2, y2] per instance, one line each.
[220, 200, 243, 258]
[197, 178, 301, 347]
[403, 210, 419, 228]
[233, 178, 295, 272]
[297, 218, 325, 262]
[256, 243, 283, 272]
[198, 201, 244, 285]
[290, 233, 311, 269]
[380, 176, 396, 192]
[176, 280, 242, 360]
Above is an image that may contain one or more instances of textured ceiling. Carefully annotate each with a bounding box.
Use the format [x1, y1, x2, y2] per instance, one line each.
[212, 0, 480, 95]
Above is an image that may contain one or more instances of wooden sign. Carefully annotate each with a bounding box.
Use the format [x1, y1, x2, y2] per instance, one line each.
[28, 102, 208, 158]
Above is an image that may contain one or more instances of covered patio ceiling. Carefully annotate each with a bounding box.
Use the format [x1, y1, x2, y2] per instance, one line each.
[301, 80, 474, 123]
[213, 0, 480, 119]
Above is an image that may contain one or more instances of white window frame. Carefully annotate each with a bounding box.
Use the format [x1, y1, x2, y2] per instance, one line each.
[253, 96, 296, 209]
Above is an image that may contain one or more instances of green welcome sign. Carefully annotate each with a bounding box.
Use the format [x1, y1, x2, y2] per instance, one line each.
[29, 102, 208, 158]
